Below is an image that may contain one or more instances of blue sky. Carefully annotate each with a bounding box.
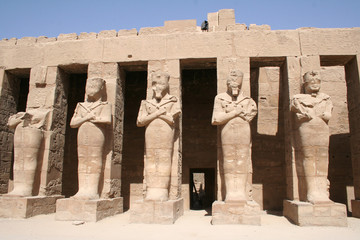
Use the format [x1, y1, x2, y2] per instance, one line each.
[1, 0, 359, 39]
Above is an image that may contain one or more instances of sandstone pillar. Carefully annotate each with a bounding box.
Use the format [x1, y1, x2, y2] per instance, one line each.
[347, 55, 360, 218]
[283, 57, 347, 226]
[212, 57, 261, 225]
[130, 60, 183, 224]
[56, 62, 123, 222]
[0, 66, 64, 218]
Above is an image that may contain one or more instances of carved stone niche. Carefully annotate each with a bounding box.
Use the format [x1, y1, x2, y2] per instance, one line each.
[283, 70, 347, 227]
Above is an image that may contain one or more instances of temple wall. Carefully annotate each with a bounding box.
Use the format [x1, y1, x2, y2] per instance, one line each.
[1, 9, 360, 214]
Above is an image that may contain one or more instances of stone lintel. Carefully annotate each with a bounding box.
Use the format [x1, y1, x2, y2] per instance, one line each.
[56, 197, 123, 222]
[0, 195, 64, 218]
[130, 198, 184, 224]
[211, 200, 261, 225]
[283, 200, 347, 226]
[351, 199, 360, 218]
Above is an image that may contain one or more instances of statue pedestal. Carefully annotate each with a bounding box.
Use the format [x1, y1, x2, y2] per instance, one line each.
[0, 195, 63, 218]
[130, 198, 184, 224]
[283, 200, 347, 226]
[351, 199, 360, 218]
[211, 200, 261, 225]
[55, 197, 123, 222]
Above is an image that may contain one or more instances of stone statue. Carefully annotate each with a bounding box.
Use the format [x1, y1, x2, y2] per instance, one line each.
[137, 71, 181, 202]
[211, 70, 257, 202]
[6, 109, 50, 196]
[70, 77, 111, 200]
[291, 70, 333, 203]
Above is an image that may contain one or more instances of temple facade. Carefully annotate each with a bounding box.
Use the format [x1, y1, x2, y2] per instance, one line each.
[0, 9, 360, 225]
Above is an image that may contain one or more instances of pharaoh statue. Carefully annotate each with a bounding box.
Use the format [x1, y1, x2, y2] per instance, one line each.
[70, 77, 111, 200]
[6, 108, 50, 196]
[291, 70, 333, 203]
[137, 71, 181, 202]
[212, 70, 257, 202]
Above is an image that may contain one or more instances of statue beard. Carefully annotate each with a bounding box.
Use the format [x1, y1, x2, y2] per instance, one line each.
[155, 90, 165, 100]
[231, 88, 239, 96]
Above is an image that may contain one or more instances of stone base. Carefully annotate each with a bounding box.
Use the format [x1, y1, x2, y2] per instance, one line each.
[0, 195, 64, 218]
[351, 199, 360, 218]
[130, 198, 184, 224]
[283, 200, 347, 226]
[211, 200, 261, 225]
[56, 197, 123, 222]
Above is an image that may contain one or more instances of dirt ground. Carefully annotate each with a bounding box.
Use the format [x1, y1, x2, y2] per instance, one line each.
[1, 210, 359, 240]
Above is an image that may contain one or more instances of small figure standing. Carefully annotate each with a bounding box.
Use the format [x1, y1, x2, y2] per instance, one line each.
[291, 70, 333, 203]
[212, 70, 257, 202]
[137, 71, 181, 201]
[6, 109, 50, 196]
[70, 78, 111, 200]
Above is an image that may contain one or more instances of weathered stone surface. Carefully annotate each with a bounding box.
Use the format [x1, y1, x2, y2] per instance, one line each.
[249, 24, 271, 30]
[117, 29, 138, 36]
[283, 200, 347, 226]
[17, 37, 37, 45]
[218, 9, 235, 26]
[0, 195, 63, 218]
[227, 24, 247, 31]
[130, 198, 184, 224]
[56, 197, 123, 222]
[98, 30, 117, 38]
[212, 200, 261, 225]
[78, 32, 97, 39]
[57, 33, 78, 41]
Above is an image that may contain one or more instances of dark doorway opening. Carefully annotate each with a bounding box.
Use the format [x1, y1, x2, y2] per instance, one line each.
[121, 70, 147, 210]
[62, 74, 87, 197]
[190, 168, 215, 210]
[181, 68, 217, 210]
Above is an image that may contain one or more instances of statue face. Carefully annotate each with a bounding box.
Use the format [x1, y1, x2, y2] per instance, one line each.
[304, 78, 321, 94]
[86, 79, 103, 99]
[152, 76, 168, 100]
[227, 76, 242, 97]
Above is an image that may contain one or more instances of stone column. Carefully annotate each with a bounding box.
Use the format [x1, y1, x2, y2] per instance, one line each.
[212, 57, 261, 225]
[130, 59, 183, 224]
[216, 57, 251, 201]
[0, 66, 64, 218]
[283, 56, 347, 227]
[347, 55, 360, 218]
[283, 56, 302, 201]
[56, 62, 123, 222]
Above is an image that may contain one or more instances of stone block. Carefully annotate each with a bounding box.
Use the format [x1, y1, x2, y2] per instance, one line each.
[78, 32, 97, 39]
[351, 199, 360, 218]
[249, 24, 271, 30]
[130, 198, 184, 224]
[36, 36, 57, 43]
[227, 24, 247, 31]
[138, 27, 165, 35]
[218, 9, 235, 26]
[98, 30, 117, 38]
[17, 37, 37, 45]
[164, 20, 197, 32]
[283, 200, 347, 226]
[56, 197, 123, 222]
[0, 195, 63, 218]
[118, 29, 138, 36]
[212, 200, 261, 225]
[57, 33, 78, 41]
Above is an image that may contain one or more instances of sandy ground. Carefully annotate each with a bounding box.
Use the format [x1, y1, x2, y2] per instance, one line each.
[1, 210, 360, 240]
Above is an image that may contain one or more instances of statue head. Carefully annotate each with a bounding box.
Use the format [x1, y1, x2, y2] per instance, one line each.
[85, 77, 105, 102]
[303, 71, 321, 94]
[227, 70, 243, 97]
[151, 71, 170, 100]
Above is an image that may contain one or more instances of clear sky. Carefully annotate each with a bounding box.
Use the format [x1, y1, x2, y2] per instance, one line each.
[1, 0, 359, 39]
